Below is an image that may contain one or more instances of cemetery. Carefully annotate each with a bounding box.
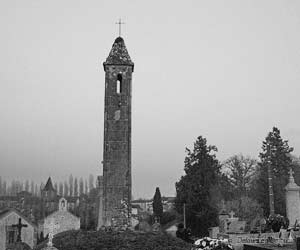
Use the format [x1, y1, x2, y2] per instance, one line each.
[0, 37, 300, 250]
[0, 3, 299, 249]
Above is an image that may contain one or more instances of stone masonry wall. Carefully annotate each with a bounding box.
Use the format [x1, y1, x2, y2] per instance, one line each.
[102, 65, 132, 227]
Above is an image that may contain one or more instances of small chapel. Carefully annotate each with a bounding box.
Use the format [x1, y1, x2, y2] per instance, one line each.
[38, 197, 80, 239]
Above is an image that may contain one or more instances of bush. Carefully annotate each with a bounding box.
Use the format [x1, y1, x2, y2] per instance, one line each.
[266, 214, 289, 232]
[35, 230, 192, 250]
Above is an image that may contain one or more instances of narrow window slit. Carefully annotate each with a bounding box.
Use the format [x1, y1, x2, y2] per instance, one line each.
[117, 74, 122, 94]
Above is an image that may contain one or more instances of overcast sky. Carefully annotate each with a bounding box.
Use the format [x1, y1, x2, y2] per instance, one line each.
[0, 0, 300, 198]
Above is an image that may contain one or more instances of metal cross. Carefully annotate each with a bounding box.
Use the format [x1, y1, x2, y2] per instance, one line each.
[12, 218, 28, 242]
[116, 18, 125, 37]
[45, 219, 60, 247]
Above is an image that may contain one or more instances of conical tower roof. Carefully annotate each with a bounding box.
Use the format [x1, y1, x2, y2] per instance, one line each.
[103, 37, 134, 69]
[43, 177, 55, 192]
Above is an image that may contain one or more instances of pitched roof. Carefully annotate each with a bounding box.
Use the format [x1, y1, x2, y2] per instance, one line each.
[104, 37, 134, 69]
[0, 208, 36, 228]
[43, 177, 56, 192]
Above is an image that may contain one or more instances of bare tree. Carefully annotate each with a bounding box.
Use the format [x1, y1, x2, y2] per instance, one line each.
[223, 154, 257, 197]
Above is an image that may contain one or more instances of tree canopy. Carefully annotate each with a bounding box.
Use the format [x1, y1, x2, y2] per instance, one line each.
[175, 136, 222, 236]
[223, 154, 256, 198]
[251, 127, 293, 216]
[153, 187, 163, 220]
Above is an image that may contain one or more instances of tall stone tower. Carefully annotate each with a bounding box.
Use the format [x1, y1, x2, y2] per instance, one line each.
[101, 37, 134, 227]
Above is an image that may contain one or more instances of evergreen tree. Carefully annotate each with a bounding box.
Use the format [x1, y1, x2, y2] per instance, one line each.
[0, 176, 2, 195]
[59, 182, 64, 196]
[252, 127, 293, 216]
[2, 180, 6, 195]
[89, 174, 94, 191]
[85, 179, 88, 194]
[69, 174, 74, 197]
[34, 184, 38, 197]
[152, 187, 163, 220]
[30, 181, 34, 194]
[175, 136, 221, 236]
[25, 180, 30, 192]
[74, 177, 78, 196]
[64, 181, 69, 197]
[79, 177, 84, 195]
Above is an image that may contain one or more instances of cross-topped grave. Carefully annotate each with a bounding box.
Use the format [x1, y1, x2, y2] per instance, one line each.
[115, 18, 125, 37]
[229, 211, 235, 218]
[45, 219, 60, 247]
[12, 218, 28, 242]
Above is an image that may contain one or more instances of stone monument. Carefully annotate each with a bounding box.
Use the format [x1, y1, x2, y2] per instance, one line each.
[285, 168, 300, 226]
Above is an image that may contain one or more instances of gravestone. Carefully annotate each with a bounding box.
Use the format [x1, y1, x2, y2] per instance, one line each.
[152, 217, 161, 232]
[226, 211, 246, 233]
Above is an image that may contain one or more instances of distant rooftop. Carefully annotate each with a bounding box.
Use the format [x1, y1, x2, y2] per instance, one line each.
[43, 177, 56, 192]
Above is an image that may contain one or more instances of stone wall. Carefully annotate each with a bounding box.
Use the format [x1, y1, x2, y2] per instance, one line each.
[40, 210, 80, 236]
[102, 65, 132, 227]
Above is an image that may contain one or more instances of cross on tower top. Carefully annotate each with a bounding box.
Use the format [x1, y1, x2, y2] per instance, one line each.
[12, 218, 28, 242]
[116, 18, 125, 37]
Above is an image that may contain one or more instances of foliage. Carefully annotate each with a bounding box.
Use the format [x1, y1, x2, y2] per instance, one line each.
[222, 154, 256, 198]
[225, 196, 262, 223]
[160, 210, 178, 225]
[153, 187, 163, 220]
[35, 230, 192, 250]
[175, 136, 221, 236]
[266, 214, 289, 232]
[251, 127, 293, 216]
[148, 210, 178, 226]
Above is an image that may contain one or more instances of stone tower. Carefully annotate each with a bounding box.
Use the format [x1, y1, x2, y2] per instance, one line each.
[101, 37, 134, 227]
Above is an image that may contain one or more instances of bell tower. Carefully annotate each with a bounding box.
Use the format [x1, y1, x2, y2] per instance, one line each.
[101, 36, 134, 227]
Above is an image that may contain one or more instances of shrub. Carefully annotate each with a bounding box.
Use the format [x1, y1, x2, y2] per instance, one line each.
[35, 230, 192, 250]
[266, 214, 289, 232]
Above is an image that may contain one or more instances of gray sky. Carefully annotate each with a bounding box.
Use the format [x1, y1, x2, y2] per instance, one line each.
[0, 0, 300, 198]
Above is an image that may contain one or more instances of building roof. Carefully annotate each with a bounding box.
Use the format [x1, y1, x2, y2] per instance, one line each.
[0, 208, 36, 228]
[43, 177, 56, 192]
[103, 37, 134, 69]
